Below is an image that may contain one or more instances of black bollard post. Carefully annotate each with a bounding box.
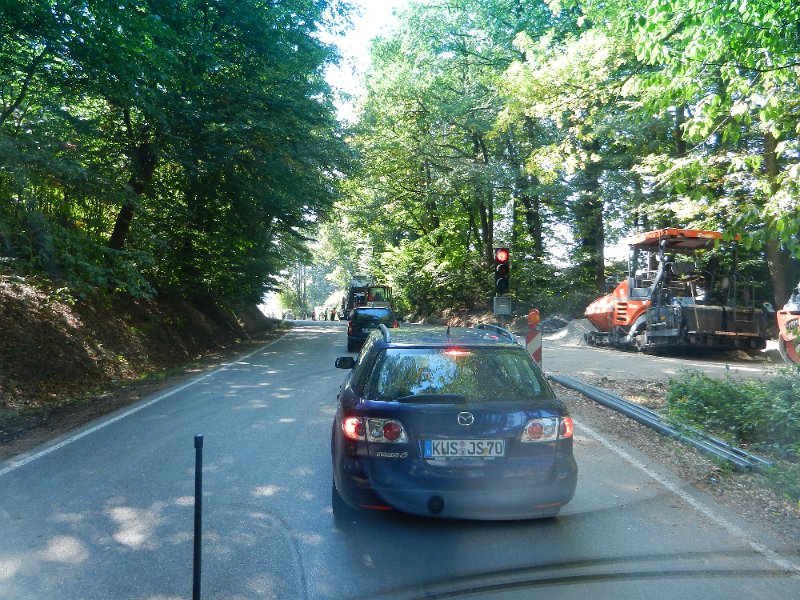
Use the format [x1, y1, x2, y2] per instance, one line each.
[193, 434, 203, 600]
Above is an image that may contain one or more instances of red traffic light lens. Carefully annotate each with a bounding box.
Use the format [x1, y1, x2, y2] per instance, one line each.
[494, 248, 509, 263]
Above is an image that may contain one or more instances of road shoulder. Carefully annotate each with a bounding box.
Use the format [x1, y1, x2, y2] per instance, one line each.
[555, 379, 800, 550]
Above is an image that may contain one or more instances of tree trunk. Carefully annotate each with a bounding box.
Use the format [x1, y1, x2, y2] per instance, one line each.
[108, 203, 135, 251]
[478, 195, 493, 265]
[674, 105, 687, 157]
[0, 47, 48, 128]
[108, 109, 157, 250]
[519, 193, 544, 259]
[764, 131, 796, 305]
[587, 194, 605, 292]
[573, 139, 605, 292]
[474, 134, 493, 265]
[424, 160, 440, 231]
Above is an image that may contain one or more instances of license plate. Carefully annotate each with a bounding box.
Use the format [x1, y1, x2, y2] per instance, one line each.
[424, 439, 505, 459]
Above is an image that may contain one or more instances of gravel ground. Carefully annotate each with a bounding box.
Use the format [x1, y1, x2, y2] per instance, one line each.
[554, 377, 800, 548]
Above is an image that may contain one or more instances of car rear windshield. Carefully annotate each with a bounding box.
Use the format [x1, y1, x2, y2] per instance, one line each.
[353, 308, 393, 322]
[365, 347, 553, 403]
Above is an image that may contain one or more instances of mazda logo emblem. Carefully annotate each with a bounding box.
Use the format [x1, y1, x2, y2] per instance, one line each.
[457, 412, 475, 426]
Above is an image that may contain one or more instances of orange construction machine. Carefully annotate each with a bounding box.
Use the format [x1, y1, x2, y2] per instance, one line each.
[777, 282, 800, 365]
[585, 228, 769, 352]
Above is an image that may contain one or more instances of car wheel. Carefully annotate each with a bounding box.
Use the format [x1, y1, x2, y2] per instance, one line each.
[347, 340, 356, 352]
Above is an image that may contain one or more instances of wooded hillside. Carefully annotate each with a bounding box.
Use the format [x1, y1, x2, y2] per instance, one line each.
[1, 0, 350, 306]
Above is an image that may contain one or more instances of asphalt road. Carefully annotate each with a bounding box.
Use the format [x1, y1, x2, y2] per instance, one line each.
[1, 322, 798, 599]
[543, 342, 773, 381]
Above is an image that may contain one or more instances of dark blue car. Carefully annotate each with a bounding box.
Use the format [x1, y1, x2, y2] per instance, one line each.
[331, 324, 578, 520]
[346, 306, 398, 352]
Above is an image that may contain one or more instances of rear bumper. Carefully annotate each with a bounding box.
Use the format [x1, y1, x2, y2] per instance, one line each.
[347, 333, 369, 345]
[334, 454, 578, 520]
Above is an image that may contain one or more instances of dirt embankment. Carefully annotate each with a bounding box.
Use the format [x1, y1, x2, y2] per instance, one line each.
[0, 277, 285, 457]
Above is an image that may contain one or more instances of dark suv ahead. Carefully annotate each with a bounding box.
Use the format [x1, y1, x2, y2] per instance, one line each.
[346, 306, 398, 352]
[332, 324, 578, 520]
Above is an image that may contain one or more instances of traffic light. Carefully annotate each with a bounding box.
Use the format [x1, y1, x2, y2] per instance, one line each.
[494, 247, 510, 293]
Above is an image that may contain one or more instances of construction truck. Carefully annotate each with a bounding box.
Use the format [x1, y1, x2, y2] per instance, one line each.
[340, 275, 393, 320]
[777, 281, 800, 365]
[584, 228, 769, 352]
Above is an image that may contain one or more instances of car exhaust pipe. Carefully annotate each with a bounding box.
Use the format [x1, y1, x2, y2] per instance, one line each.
[427, 495, 445, 515]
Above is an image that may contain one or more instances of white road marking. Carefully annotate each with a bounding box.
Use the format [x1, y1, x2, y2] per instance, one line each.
[0, 338, 283, 478]
[576, 421, 800, 576]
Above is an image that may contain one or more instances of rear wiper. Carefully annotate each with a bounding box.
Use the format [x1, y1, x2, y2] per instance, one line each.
[394, 393, 467, 404]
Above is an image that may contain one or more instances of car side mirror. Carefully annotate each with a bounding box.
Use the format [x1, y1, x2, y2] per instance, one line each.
[335, 356, 356, 369]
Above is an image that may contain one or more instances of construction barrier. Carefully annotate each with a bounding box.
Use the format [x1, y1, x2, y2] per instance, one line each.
[526, 309, 542, 368]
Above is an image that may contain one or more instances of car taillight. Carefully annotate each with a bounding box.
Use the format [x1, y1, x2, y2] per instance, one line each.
[443, 348, 471, 357]
[365, 418, 407, 443]
[559, 416, 574, 439]
[392, 320, 398, 328]
[526, 421, 544, 440]
[342, 416, 365, 440]
[383, 421, 402, 441]
[347, 322, 353, 335]
[521, 417, 558, 442]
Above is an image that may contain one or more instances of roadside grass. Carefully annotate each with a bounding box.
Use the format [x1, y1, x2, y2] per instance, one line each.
[665, 368, 800, 504]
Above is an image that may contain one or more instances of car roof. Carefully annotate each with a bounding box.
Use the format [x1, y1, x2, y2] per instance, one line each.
[380, 325, 520, 349]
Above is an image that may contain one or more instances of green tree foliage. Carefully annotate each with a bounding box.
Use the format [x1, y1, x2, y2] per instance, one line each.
[566, 0, 800, 302]
[334, 0, 798, 313]
[0, 0, 351, 306]
[340, 0, 577, 313]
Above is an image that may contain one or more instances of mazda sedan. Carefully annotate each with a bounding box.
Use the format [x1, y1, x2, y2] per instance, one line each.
[331, 324, 578, 520]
